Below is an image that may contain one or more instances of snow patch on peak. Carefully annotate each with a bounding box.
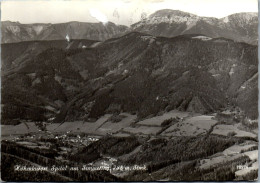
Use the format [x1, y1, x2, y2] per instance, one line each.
[223, 16, 229, 23]
[33, 25, 44, 35]
[144, 10, 198, 25]
[182, 18, 199, 32]
[146, 15, 197, 25]
[7, 26, 21, 35]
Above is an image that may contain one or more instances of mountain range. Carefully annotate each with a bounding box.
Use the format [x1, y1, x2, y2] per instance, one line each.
[1, 9, 258, 44]
[1, 21, 128, 43]
[2, 32, 258, 124]
[1, 9, 258, 124]
[132, 10, 258, 45]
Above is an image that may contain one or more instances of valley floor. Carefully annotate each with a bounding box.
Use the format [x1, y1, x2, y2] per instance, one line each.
[1, 110, 258, 181]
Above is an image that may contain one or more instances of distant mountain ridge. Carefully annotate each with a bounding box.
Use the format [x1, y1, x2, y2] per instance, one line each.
[1, 10, 258, 44]
[1, 21, 128, 43]
[131, 9, 258, 45]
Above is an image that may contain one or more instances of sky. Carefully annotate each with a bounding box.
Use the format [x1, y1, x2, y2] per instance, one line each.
[1, 0, 258, 26]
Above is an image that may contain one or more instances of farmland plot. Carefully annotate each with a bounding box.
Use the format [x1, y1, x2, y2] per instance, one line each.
[163, 115, 217, 136]
[2, 123, 38, 135]
[212, 124, 257, 138]
[96, 113, 136, 134]
[137, 110, 191, 126]
[46, 114, 112, 134]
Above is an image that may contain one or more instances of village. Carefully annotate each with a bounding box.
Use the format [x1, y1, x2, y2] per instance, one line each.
[3, 128, 100, 161]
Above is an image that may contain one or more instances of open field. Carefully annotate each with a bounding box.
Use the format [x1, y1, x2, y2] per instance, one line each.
[47, 113, 136, 135]
[199, 153, 243, 169]
[137, 110, 192, 126]
[46, 114, 112, 134]
[223, 144, 257, 156]
[199, 144, 258, 170]
[2, 112, 257, 140]
[123, 126, 162, 135]
[2, 123, 39, 135]
[2, 113, 137, 137]
[212, 124, 257, 138]
[244, 150, 258, 161]
[96, 113, 136, 134]
[163, 115, 217, 136]
[235, 161, 258, 177]
[16, 141, 38, 146]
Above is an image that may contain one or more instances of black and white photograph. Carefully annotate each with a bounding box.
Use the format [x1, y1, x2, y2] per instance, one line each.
[1, 0, 259, 181]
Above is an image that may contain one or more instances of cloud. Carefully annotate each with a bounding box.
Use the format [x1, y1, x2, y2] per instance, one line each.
[89, 8, 108, 24]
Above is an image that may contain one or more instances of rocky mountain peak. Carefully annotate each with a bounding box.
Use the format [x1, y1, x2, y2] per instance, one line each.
[144, 9, 198, 25]
[221, 12, 258, 24]
[149, 9, 196, 18]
